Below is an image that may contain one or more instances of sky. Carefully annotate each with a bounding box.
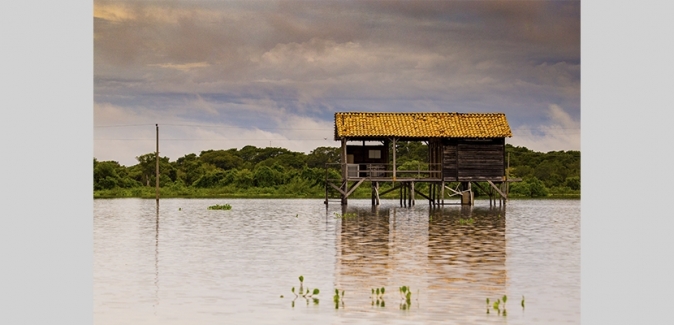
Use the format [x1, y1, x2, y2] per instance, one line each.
[94, 0, 580, 166]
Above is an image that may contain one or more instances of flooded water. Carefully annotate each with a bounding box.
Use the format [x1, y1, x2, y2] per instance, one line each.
[94, 198, 579, 324]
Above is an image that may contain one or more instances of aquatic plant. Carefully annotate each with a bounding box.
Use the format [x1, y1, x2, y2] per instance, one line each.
[333, 288, 345, 309]
[289, 275, 319, 307]
[333, 212, 358, 219]
[521, 295, 525, 308]
[457, 217, 474, 225]
[207, 204, 232, 210]
[486, 294, 515, 316]
[399, 286, 412, 309]
[371, 287, 386, 308]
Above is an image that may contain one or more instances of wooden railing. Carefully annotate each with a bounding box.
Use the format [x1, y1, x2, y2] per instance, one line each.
[325, 163, 443, 180]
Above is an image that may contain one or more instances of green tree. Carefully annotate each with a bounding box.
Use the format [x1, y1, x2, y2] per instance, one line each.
[200, 150, 244, 170]
[306, 146, 340, 168]
[234, 169, 254, 188]
[94, 160, 121, 190]
[253, 165, 284, 187]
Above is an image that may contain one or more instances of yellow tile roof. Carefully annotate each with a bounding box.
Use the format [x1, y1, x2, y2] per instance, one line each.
[334, 112, 512, 139]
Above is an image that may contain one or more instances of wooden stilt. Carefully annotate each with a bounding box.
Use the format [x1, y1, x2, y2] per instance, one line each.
[431, 183, 437, 206]
[371, 182, 375, 206]
[440, 181, 445, 206]
[428, 183, 432, 206]
[371, 181, 379, 206]
[400, 185, 403, 207]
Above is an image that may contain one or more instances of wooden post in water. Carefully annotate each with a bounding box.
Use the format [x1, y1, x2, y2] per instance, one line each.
[440, 181, 445, 206]
[410, 182, 416, 207]
[399, 184, 403, 207]
[155, 124, 159, 204]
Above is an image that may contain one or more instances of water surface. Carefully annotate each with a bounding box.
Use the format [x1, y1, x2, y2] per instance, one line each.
[94, 198, 579, 324]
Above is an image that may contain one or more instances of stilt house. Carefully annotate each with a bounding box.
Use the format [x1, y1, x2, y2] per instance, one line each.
[328, 112, 513, 206]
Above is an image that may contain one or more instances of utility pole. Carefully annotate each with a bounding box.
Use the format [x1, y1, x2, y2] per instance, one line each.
[156, 124, 159, 203]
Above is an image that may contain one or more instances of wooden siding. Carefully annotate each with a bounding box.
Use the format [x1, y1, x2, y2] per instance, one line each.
[346, 145, 388, 164]
[346, 145, 389, 177]
[442, 139, 504, 181]
[442, 144, 458, 180]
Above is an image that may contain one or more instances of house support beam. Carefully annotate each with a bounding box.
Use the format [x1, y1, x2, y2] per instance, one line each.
[371, 181, 380, 206]
[487, 180, 508, 205]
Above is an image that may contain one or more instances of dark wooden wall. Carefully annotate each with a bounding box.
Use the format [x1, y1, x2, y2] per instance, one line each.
[346, 144, 389, 177]
[346, 145, 389, 164]
[442, 138, 505, 181]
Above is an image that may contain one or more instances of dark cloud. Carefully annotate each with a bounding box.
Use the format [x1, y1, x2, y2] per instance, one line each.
[94, 0, 580, 162]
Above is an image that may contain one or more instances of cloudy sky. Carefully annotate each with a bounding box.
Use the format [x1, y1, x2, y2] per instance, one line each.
[94, 0, 580, 166]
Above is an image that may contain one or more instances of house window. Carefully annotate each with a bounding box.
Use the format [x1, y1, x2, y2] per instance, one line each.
[368, 150, 381, 159]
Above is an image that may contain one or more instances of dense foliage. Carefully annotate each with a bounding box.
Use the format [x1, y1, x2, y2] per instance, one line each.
[94, 143, 579, 198]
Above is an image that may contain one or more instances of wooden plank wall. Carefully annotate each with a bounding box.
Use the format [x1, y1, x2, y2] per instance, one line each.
[442, 144, 458, 180]
[442, 138, 504, 181]
[428, 139, 443, 179]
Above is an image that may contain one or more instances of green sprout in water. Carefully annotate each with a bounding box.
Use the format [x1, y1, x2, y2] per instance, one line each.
[399, 286, 412, 309]
[521, 295, 525, 309]
[289, 275, 318, 308]
[371, 286, 386, 308]
[334, 288, 345, 309]
[486, 294, 515, 317]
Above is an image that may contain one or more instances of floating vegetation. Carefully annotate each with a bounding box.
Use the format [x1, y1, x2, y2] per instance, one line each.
[521, 295, 525, 309]
[207, 204, 232, 210]
[457, 217, 474, 225]
[289, 275, 319, 307]
[333, 212, 358, 219]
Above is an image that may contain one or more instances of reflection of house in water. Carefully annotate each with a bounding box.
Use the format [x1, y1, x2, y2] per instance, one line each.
[427, 206, 506, 293]
[334, 206, 392, 284]
[333, 205, 506, 310]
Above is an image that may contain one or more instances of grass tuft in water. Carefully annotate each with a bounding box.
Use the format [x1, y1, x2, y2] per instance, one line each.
[207, 204, 232, 210]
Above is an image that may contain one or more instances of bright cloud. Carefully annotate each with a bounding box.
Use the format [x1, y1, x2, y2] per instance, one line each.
[509, 104, 580, 153]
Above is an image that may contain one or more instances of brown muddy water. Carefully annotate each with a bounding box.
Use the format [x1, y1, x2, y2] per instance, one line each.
[94, 198, 579, 324]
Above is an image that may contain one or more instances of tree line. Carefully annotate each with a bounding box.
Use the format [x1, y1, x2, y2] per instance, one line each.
[93, 143, 579, 198]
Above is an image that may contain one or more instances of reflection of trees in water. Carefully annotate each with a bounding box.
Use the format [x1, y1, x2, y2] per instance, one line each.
[427, 206, 506, 292]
